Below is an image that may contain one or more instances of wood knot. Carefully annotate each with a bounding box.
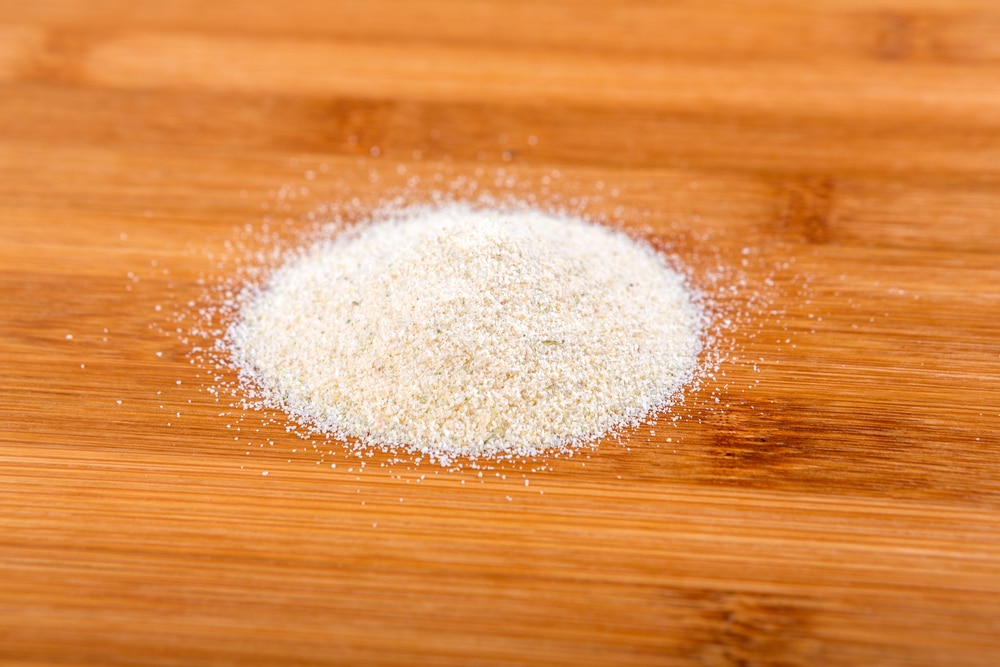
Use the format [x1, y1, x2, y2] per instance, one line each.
[696, 592, 819, 666]
[872, 12, 939, 62]
[779, 176, 835, 244]
[876, 13, 913, 61]
[25, 27, 100, 84]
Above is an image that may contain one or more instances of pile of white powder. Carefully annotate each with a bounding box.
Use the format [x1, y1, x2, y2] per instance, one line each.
[227, 203, 705, 464]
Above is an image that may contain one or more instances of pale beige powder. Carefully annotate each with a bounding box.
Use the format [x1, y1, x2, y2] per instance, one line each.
[228, 203, 704, 464]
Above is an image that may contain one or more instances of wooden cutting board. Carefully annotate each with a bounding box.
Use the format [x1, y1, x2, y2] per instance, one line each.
[2, 1, 999, 665]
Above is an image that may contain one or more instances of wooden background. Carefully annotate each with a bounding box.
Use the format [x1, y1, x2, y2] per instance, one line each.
[2, 1, 1000, 664]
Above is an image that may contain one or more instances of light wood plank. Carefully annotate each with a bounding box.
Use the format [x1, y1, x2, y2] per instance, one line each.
[2, 1, 1000, 665]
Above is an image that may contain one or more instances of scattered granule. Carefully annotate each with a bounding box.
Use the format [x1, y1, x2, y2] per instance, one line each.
[227, 203, 706, 465]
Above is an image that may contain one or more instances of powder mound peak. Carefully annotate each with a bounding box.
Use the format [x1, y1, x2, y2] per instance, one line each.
[229, 203, 704, 464]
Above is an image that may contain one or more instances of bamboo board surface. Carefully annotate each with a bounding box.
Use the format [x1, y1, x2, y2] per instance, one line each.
[2, 1, 1000, 665]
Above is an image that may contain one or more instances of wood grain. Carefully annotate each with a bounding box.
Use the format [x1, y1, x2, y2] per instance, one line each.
[2, 1, 1000, 665]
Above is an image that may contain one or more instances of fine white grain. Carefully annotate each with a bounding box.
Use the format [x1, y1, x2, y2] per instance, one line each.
[228, 203, 704, 463]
